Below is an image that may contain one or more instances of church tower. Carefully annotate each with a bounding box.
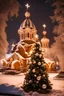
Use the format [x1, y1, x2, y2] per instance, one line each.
[41, 24, 50, 53]
[18, 4, 37, 42]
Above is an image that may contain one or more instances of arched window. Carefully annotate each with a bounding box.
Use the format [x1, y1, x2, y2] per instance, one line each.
[27, 33, 29, 37]
[21, 34, 23, 39]
[32, 34, 33, 38]
[30, 34, 32, 39]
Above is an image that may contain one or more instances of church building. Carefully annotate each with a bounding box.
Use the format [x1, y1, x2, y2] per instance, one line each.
[1, 4, 56, 72]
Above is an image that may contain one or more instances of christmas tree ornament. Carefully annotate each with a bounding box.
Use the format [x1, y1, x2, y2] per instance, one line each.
[43, 74, 45, 77]
[33, 60, 36, 64]
[39, 48, 41, 51]
[35, 53, 39, 56]
[42, 84, 47, 89]
[34, 74, 37, 77]
[29, 80, 32, 83]
[29, 61, 32, 64]
[32, 69, 35, 73]
[37, 76, 41, 81]
[36, 81, 39, 83]
[38, 62, 41, 65]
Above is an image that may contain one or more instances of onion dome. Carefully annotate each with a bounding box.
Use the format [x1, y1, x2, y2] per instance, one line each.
[18, 3, 37, 41]
[41, 36, 50, 44]
[41, 31, 50, 44]
[19, 10, 36, 29]
[41, 24, 50, 48]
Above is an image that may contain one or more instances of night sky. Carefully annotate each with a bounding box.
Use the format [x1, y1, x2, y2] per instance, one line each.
[6, 0, 55, 45]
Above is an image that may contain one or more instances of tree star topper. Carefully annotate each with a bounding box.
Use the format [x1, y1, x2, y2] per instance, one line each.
[25, 3, 30, 10]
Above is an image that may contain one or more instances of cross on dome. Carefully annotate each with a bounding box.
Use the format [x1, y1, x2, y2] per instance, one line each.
[25, 3, 30, 10]
[42, 24, 46, 29]
[42, 24, 47, 36]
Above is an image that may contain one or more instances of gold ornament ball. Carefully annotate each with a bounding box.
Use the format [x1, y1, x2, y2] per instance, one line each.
[38, 62, 41, 65]
[33, 61, 36, 64]
[34, 74, 37, 77]
[43, 74, 45, 77]
[42, 84, 47, 89]
[32, 69, 35, 73]
[29, 80, 32, 83]
[37, 76, 41, 81]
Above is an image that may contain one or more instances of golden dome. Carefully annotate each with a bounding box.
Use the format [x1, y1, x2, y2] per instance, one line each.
[19, 17, 36, 29]
[41, 38, 50, 44]
[41, 29, 50, 44]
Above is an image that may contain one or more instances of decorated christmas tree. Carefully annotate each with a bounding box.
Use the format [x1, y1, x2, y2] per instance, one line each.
[23, 42, 52, 93]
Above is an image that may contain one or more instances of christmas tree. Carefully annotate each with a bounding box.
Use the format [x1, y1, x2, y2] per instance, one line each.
[23, 42, 52, 93]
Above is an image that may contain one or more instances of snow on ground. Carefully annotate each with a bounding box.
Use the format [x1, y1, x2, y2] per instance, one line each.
[0, 73, 25, 86]
[0, 72, 64, 96]
[48, 73, 64, 91]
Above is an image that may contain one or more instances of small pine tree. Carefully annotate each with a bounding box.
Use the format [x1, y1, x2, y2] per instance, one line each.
[23, 42, 52, 93]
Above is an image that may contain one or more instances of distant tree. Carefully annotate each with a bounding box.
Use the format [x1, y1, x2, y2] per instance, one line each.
[47, 0, 64, 71]
[0, 0, 20, 59]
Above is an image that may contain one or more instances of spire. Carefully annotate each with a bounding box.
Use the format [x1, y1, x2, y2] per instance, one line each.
[25, 3, 30, 18]
[42, 24, 47, 37]
[18, 3, 37, 41]
[41, 24, 50, 50]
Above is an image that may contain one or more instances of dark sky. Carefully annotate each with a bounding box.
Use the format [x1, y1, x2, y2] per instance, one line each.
[6, 0, 55, 45]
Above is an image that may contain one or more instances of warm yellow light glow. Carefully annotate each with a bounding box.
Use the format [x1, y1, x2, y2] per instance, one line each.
[43, 24, 46, 28]
[25, 3, 30, 9]
[35, 35, 39, 41]
[29, 50, 32, 55]
[35, 34, 38, 39]
[12, 42, 15, 47]
[56, 61, 59, 65]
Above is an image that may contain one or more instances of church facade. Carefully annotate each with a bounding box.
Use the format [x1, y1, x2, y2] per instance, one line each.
[1, 4, 56, 72]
